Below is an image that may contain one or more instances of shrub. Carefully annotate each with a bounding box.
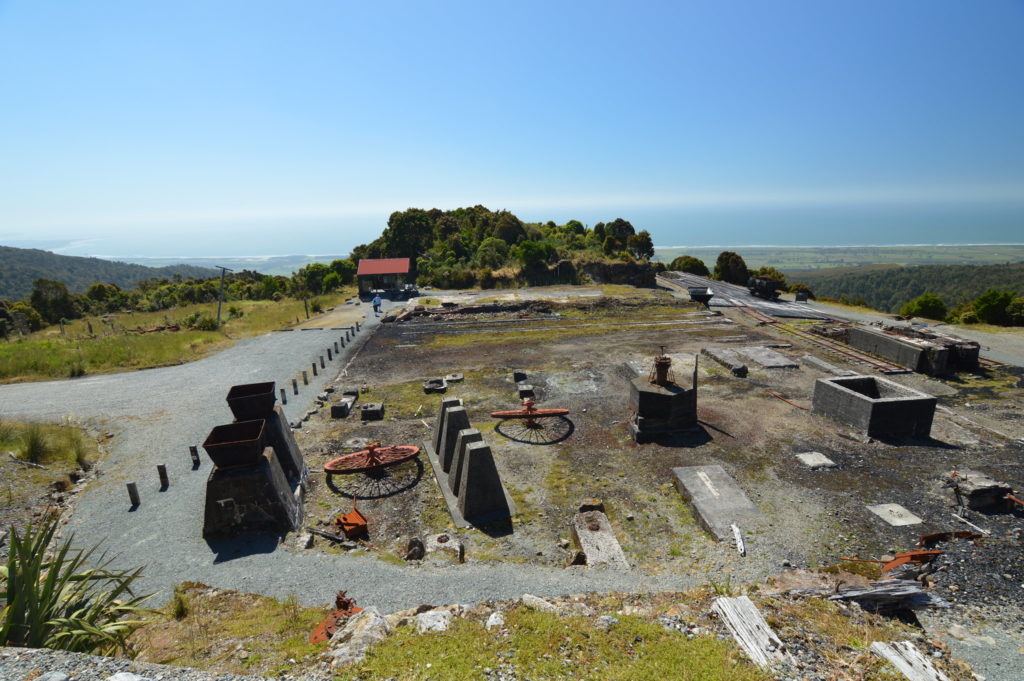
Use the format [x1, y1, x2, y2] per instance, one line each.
[899, 293, 947, 321]
[667, 255, 710, 276]
[20, 424, 49, 464]
[0, 516, 151, 654]
[310, 300, 324, 314]
[68, 356, 87, 378]
[973, 288, 1015, 325]
[479, 268, 495, 289]
[958, 310, 979, 324]
[1008, 297, 1024, 325]
[226, 305, 244, 319]
[191, 315, 218, 331]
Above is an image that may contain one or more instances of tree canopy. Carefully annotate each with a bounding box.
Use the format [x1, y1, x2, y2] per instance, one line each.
[713, 251, 749, 285]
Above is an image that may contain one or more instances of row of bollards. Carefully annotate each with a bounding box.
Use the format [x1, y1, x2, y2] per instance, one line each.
[125, 463, 170, 506]
[133, 325, 369, 508]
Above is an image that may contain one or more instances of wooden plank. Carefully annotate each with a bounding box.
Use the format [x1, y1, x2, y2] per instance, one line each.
[870, 641, 950, 681]
[711, 596, 792, 668]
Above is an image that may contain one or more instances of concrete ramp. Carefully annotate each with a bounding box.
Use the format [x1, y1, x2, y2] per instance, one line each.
[672, 465, 761, 541]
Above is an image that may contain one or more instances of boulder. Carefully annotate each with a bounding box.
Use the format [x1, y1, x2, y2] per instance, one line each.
[328, 607, 392, 667]
[416, 609, 453, 633]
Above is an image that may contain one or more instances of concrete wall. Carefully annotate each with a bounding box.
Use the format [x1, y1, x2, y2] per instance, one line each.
[847, 326, 948, 374]
[812, 375, 936, 439]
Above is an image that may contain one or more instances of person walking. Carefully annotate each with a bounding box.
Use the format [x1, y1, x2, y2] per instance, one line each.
[372, 293, 382, 314]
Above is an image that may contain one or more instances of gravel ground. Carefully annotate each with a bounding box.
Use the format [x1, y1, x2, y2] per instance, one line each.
[0, 646, 284, 681]
[0, 300, 704, 613]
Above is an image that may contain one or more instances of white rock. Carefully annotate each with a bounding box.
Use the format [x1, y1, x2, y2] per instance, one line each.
[485, 610, 506, 630]
[596, 615, 619, 629]
[521, 593, 558, 613]
[416, 609, 453, 633]
[106, 674, 152, 681]
[328, 606, 392, 667]
[38, 674, 70, 681]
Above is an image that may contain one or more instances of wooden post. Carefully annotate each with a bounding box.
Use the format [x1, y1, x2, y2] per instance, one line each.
[312, 362, 318, 377]
[303, 298, 310, 319]
[157, 464, 169, 489]
[302, 371, 309, 385]
[292, 378, 299, 394]
[280, 387, 288, 405]
[127, 482, 140, 507]
[327, 348, 333, 361]
[356, 321, 361, 331]
[334, 341, 339, 353]
[189, 445, 200, 467]
[320, 355, 325, 369]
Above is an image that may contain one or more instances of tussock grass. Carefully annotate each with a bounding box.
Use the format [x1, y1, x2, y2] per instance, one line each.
[0, 291, 353, 382]
[0, 419, 99, 468]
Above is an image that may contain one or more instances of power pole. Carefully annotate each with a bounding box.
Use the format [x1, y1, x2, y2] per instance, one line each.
[215, 265, 233, 329]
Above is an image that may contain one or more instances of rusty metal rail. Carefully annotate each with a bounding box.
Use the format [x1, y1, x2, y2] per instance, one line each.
[723, 297, 910, 374]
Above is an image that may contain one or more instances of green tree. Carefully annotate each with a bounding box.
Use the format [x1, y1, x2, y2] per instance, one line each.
[514, 241, 554, 269]
[1007, 297, 1024, 325]
[321, 271, 342, 292]
[900, 293, 948, 320]
[973, 288, 1015, 325]
[329, 259, 357, 285]
[9, 302, 43, 332]
[713, 251, 749, 285]
[475, 237, 509, 269]
[30, 279, 78, 324]
[626, 230, 654, 260]
[668, 255, 710, 276]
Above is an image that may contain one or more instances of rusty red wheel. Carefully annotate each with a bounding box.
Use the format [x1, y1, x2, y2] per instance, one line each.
[490, 398, 569, 420]
[323, 442, 421, 475]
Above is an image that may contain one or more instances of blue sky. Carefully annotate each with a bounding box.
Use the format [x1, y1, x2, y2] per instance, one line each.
[1, 1, 1022, 257]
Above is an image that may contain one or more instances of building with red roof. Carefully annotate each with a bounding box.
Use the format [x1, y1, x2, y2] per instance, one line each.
[356, 257, 411, 294]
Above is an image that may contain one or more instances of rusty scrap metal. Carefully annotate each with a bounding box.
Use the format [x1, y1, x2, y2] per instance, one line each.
[918, 530, 982, 548]
[490, 398, 569, 427]
[309, 591, 363, 644]
[335, 499, 368, 539]
[839, 549, 943, 574]
[323, 442, 421, 475]
[764, 389, 810, 411]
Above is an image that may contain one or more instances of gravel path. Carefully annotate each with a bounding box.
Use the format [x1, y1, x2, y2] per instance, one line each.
[0, 301, 700, 612]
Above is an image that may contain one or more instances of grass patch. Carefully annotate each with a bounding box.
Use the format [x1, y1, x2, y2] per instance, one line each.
[0, 291, 354, 382]
[356, 607, 770, 681]
[1, 419, 99, 469]
[134, 583, 324, 676]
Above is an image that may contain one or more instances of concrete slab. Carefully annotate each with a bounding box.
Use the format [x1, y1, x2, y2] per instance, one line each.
[571, 510, 630, 570]
[739, 347, 799, 369]
[701, 348, 748, 377]
[867, 503, 922, 526]
[795, 452, 836, 469]
[671, 465, 761, 541]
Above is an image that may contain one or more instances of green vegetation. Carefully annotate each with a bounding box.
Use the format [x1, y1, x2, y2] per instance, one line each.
[1, 419, 97, 469]
[349, 206, 656, 289]
[713, 251, 749, 285]
[899, 293, 948, 321]
[667, 255, 710, 276]
[0, 291, 352, 382]
[1, 516, 151, 655]
[357, 608, 770, 681]
[0, 245, 216, 300]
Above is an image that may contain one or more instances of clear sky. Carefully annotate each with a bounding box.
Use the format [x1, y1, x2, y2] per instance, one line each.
[1, 1, 1023, 257]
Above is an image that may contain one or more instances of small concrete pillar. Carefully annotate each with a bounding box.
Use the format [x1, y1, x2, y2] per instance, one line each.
[189, 445, 200, 467]
[340, 336, 346, 347]
[458, 442, 509, 521]
[302, 371, 309, 385]
[327, 348, 333, 361]
[449, 428, 483, 495]
[157, 464, 169, 489]
[280, 387, 288, 405]
[127, 482, 140, 507]
[320, 355, 326, 369]
[334, 341, 339, 353]
[292, 378, 299, 394]
[440, 406, 472, 473]
[312, 362, 318, 377]
[433, 397, 463, 456]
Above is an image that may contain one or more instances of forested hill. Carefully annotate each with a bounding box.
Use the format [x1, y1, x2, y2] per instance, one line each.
[790, 262, 1024, 312]
[0, 246, 217, 300]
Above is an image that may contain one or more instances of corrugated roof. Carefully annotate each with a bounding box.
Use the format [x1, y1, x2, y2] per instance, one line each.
[356, 257, 411, 275]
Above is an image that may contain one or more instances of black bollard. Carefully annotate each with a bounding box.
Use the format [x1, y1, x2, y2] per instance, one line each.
[157, 464, 169, 489]
[127, 482, 140, 507]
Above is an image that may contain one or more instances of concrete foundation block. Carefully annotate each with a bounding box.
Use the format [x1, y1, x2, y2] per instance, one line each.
[433, 397, 463, 455]
[867, 503, 922, 526]
[458, 442, 511, 522]
[517, 384, 535, 398]
[439, 406, 471, 473]
[571, 510, 629, 569]
[672, 465, 761, 541]
[265, 406, 305, 482]
[812, 375, 936, 439]
[701, 347, 748, 377]
[203, 446, 303, 537]
[448, 428, 483, 496]
[359, 402, 385, 421]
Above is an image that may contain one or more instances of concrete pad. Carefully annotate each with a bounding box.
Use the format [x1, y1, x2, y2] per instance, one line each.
[739, 347, 799, 369]
[571, 510, 630, 570]
[671, 465, 761, 541]
[867, 503, 922, 526]
[795, 452, 836, 469]
[701, 348, 747, 377]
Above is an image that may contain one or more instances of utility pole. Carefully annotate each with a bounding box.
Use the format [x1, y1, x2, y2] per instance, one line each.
[215, 265, 233, 329]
